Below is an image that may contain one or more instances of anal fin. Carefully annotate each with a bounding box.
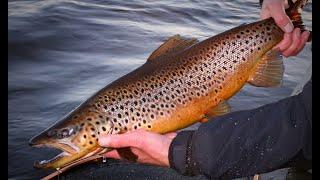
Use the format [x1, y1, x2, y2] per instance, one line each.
[201, 100, 231, 123]
[248, 50, 284, 87]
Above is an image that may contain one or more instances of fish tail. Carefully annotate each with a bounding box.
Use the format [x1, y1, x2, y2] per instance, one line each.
[286, 0, 312, 42]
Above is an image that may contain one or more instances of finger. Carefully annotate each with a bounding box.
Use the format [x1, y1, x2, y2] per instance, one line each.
[260, 11, 271, 20]
[291, 31, 310, 56]
[273, 33, 292, 52]
[132, 148, 167, 166]
[98, 131, 144, 148]
[130, 148, 158, 162]
[282, 28, 301, 57]
[164, 132, 177, 140]
[104, 150, 121, 159]
[260, 5, 271, 20]
[104, 147, 147, 161]
[268, 1, 293, 33]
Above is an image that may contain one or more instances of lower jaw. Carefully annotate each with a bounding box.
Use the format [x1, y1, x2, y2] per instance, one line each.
[34, 152, 71, 169]
[34, 147, 105, 169]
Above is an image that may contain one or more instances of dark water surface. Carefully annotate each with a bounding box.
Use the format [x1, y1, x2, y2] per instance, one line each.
[8, 0, 312, 179]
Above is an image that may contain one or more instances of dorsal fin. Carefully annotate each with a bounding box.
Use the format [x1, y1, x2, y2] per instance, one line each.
[147, 34, 198, 61]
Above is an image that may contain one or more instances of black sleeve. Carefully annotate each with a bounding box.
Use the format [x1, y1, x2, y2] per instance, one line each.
[168, 78, 312, 179]
[259, 0, 263, 6]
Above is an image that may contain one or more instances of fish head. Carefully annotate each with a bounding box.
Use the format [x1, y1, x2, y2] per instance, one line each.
[29, 110, 113, 169]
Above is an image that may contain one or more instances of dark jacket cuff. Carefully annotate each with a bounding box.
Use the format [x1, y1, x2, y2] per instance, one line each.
[168, 130, 195, 175]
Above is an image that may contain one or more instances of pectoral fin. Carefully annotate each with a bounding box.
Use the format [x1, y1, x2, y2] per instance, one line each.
[201, 100, 231, 123]
[147, 34, 198, 61]
[247, 50, 284, 87]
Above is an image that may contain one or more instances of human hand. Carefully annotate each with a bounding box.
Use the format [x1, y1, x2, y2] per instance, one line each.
[260, 0, 310, 57]
[98, 129, 177, 167]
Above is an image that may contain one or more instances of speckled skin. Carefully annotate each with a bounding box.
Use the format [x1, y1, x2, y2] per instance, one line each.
[30, 18, 284, 169]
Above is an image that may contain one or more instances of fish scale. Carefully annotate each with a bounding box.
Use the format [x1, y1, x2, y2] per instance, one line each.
[29, 0, 311, 171]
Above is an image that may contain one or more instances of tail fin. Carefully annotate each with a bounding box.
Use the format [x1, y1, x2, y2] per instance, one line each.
[286, 0, 312, 42]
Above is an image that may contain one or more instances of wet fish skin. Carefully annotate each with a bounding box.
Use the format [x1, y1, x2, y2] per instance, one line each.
[29, 18, 282, 169]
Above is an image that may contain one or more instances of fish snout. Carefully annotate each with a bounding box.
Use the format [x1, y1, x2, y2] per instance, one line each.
[28, 138, 35, 146]
[28, 129, 56, 146]
[28, 134, 44, 146]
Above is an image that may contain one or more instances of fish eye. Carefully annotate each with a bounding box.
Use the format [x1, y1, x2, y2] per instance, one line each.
[56, 125, 78, 139]
[61, 129, 69, 137]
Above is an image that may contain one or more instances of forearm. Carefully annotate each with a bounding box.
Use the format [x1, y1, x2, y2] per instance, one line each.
[169, 79, 312, 179]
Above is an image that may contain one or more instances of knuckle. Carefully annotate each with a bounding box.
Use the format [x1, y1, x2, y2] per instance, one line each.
[134, 136, 144, 147]
[110, 137, 120, 147]
[276, 16, 289, 26]
[282, 51, 289, 57]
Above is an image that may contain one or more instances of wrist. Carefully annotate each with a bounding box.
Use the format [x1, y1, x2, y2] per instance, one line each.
[168, 131, 197, 175]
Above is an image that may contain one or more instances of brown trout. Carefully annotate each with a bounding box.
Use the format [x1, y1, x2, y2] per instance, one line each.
[29, 0, 311, 170]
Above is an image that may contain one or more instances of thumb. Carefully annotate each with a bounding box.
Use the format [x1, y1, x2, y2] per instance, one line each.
[98, 132, 142, 148]
[268, 1, 293, 33]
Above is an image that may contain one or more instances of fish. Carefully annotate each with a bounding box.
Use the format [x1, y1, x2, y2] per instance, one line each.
[29, 0, 311, 171]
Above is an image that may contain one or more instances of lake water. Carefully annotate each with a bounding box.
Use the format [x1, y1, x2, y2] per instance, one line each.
[8, 0, 312, 179]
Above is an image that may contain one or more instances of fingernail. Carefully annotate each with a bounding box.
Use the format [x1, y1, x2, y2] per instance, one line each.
[303, 31, 310, 41]
[304, 31, 310, 37]
[284, 23, 293, 33]
[99, 136, 111, 146]
[295, 28, 301, 37]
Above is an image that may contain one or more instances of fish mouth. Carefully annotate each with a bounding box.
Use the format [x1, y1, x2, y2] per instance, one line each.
[31, 141, 80, 169]
[34, 151, 70, 169]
